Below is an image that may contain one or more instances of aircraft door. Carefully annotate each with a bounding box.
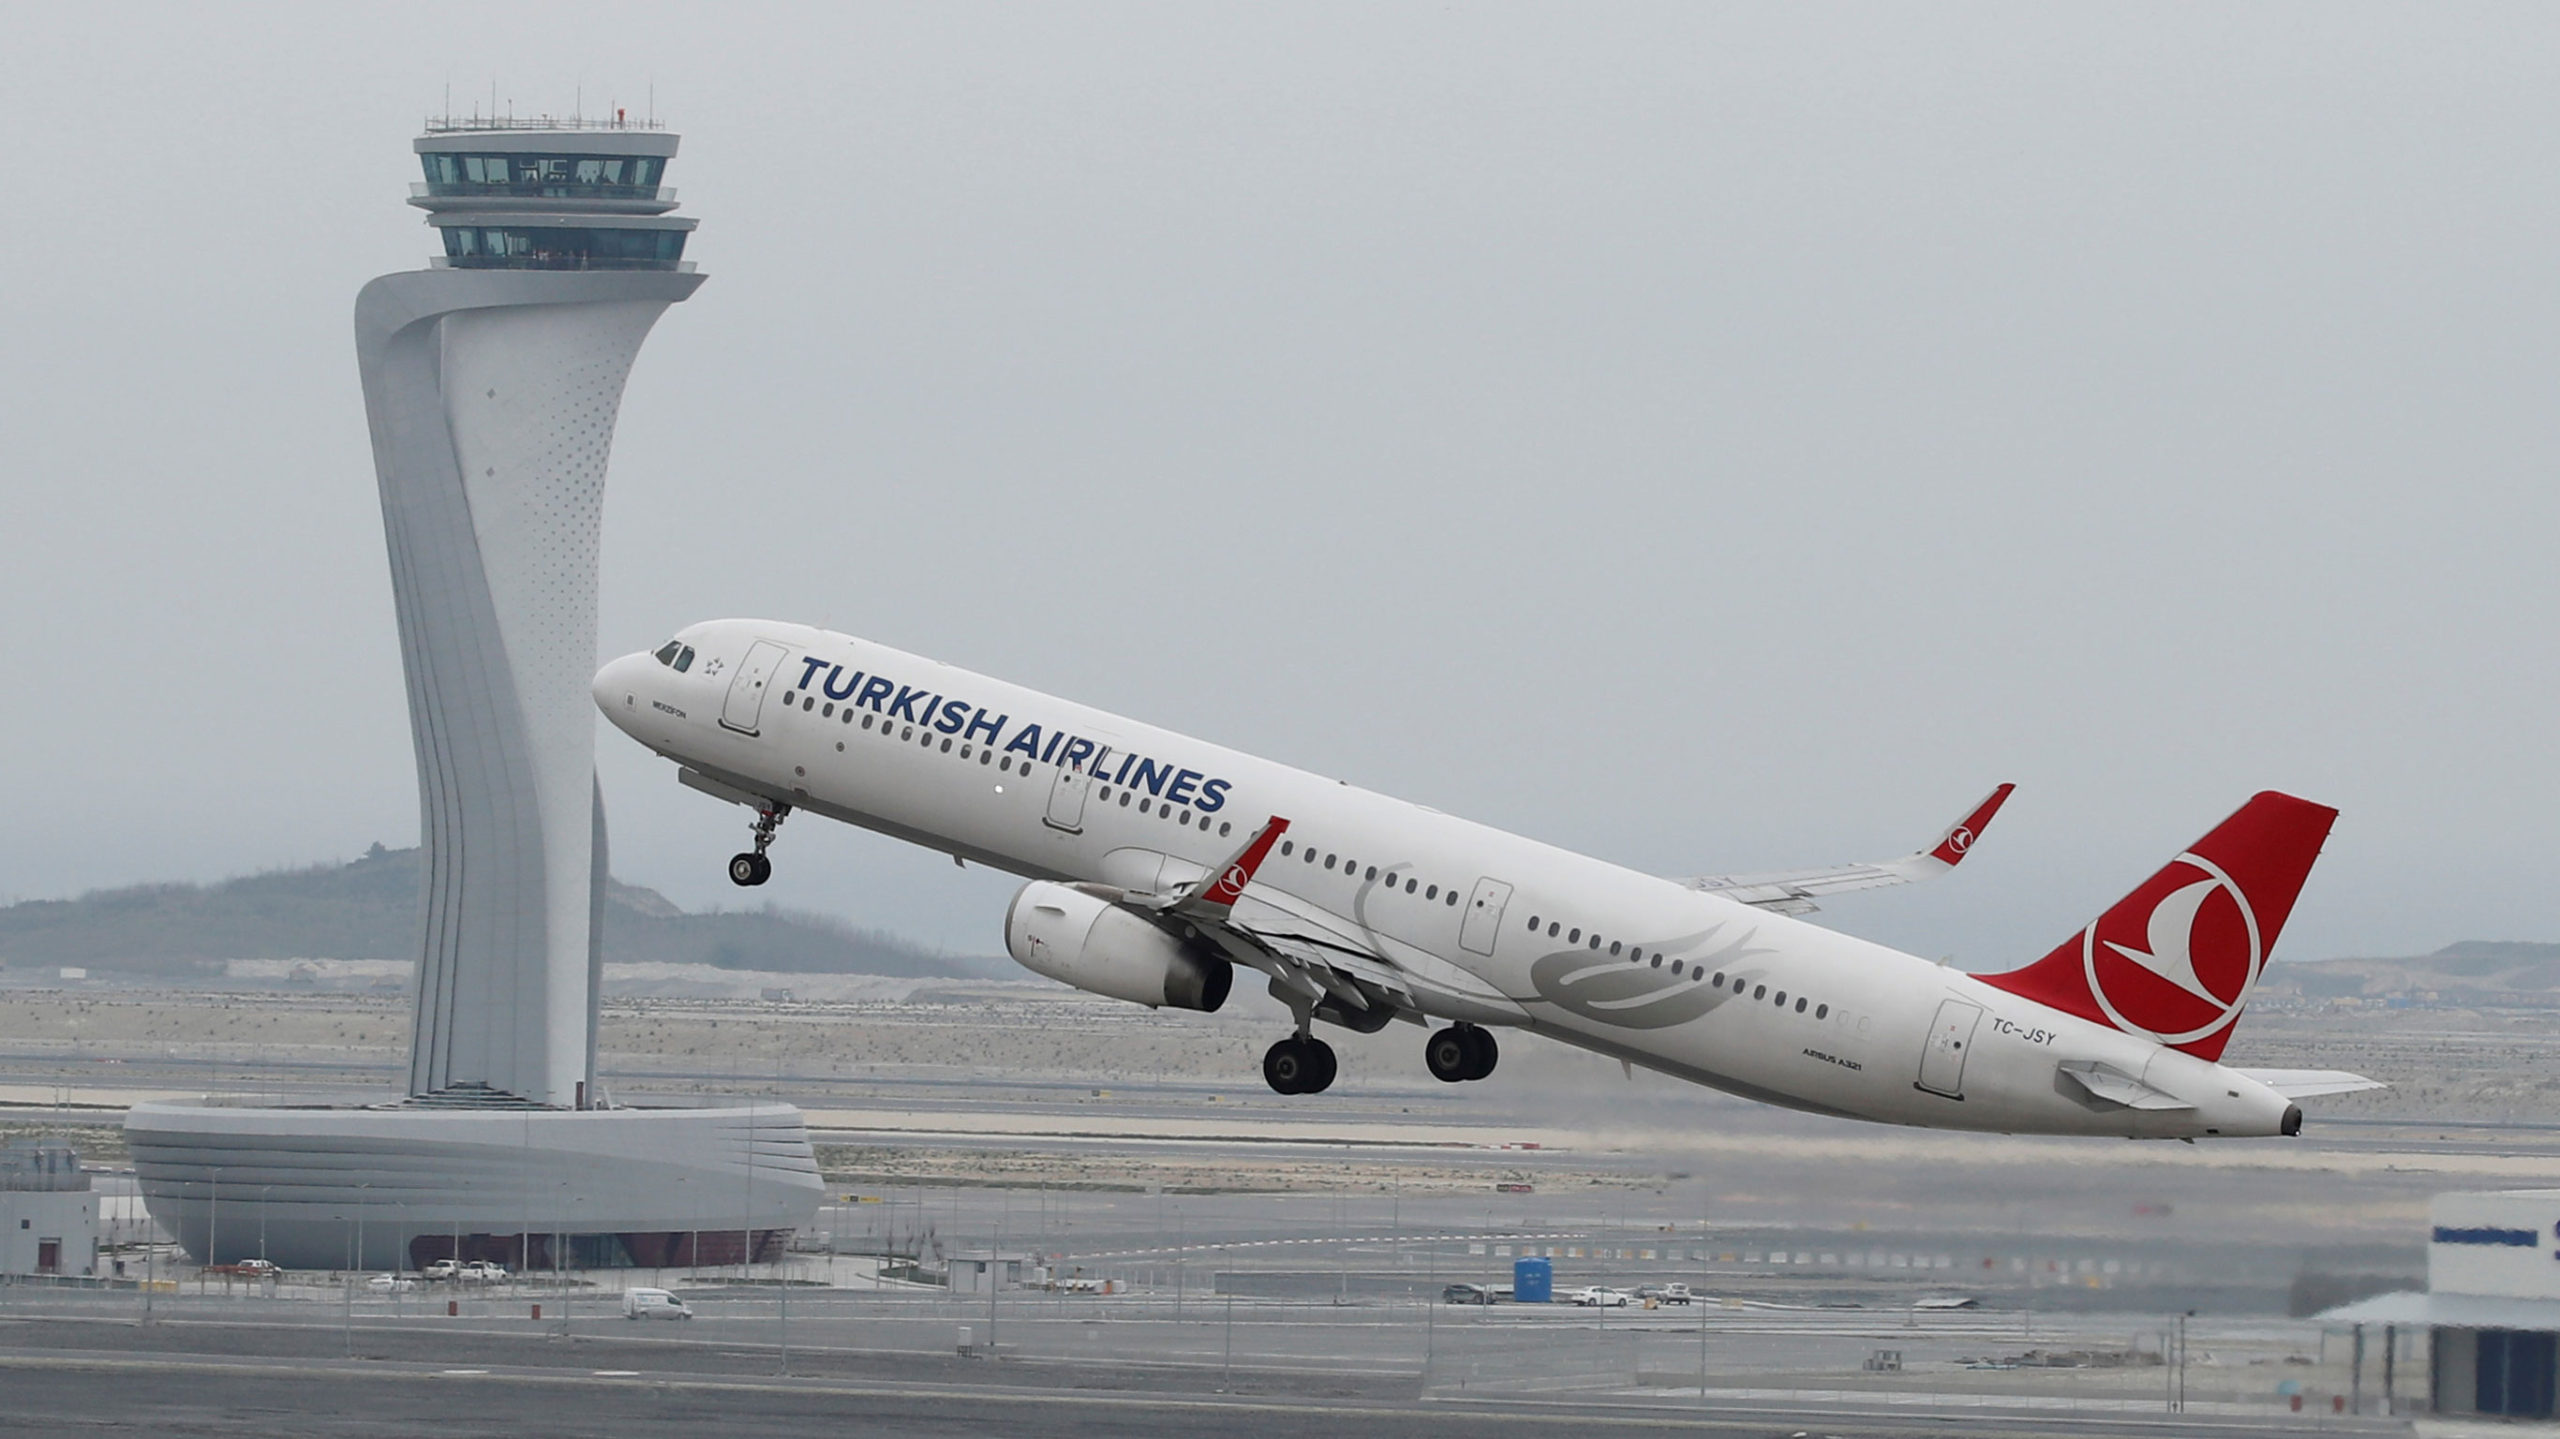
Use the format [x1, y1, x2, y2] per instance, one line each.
[1459, 877, 1513, 956]
[719, 641, 789, 734]
[1915, 998, 1983, 1098]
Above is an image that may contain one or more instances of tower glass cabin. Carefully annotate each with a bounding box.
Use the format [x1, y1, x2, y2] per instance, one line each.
[412, 120, 695, 272]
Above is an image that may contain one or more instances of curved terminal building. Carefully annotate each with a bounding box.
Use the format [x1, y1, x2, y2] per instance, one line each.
[127, 118, 820, 1272]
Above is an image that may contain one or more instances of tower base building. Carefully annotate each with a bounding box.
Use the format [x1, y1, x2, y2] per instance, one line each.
[131, 115, 819, 1266]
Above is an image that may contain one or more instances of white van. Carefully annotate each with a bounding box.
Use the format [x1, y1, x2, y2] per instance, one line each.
[622, 1287, 692, 1321]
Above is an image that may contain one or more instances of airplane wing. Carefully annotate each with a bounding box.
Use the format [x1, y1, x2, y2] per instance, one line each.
[1676, 783, 2015, 916]
[2231, 1068, 2387, 1100]
[1128, 816, 1417, 1019]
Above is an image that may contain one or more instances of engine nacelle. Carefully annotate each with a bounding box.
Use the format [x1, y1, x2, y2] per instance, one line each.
[1003, 882, 1233, 1013]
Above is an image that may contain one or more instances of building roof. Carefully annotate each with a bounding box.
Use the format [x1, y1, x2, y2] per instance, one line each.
[2316, 1289, 2560, 1330]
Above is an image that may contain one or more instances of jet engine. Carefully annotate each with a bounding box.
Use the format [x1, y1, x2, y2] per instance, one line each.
[1003, 882, 1233, 1013]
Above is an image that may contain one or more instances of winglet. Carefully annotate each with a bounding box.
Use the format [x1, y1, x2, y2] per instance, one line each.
[1187, 817, 1292, 914]
[1927, 783, 2015, 868]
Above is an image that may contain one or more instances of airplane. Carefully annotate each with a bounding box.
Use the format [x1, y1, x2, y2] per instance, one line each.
[593, 620, 2378, 1139]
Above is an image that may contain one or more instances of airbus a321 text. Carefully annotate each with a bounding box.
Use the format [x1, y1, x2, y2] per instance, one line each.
[595, 620, 2378, 1139]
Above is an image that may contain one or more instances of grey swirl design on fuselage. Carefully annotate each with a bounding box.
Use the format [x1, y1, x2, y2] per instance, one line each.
[1528, 923, 1775, 1030]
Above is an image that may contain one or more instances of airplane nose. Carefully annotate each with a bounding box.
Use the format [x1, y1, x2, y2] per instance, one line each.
[593, 652, 649, 724]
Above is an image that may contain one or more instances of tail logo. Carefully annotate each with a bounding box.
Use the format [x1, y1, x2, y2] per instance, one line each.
[1945, 826, 1976, 855]
[2081, 852, 2262, 1047]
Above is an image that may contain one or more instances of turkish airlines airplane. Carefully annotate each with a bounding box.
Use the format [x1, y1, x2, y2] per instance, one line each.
[594, 620, 2377, 1139]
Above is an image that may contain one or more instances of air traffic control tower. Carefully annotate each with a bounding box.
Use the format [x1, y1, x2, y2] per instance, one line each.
[125, 117, 821, 1272]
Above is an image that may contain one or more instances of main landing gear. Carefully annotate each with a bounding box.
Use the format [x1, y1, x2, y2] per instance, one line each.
[1425, 1024, 1499, 1083]
[727, 801, 791, 887]
[1263, 1034, 1337, 1095]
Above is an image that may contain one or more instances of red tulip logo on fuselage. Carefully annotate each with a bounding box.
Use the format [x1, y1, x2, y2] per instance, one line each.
[2079, 853, 2262, 1046]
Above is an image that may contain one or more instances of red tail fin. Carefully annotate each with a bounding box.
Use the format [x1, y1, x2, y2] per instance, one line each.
[1979, 792, 2337, 1062]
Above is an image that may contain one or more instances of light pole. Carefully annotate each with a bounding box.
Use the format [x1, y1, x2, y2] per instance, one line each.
[258, 1185, 274, 1267]
[206, 1166, 222, 1279]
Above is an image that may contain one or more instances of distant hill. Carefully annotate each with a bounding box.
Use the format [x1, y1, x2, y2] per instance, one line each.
[2262, 941, 2560, 1005]
[0, 845, 995, 979]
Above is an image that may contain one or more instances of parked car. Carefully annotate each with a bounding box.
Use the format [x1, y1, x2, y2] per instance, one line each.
[457, 1261, 507, 1283]
[622, 1287, 692, 1321]
[1569, 1286, 1632, 1308]
[1442, 1283, 1497, 1305]
[366, 1273, 418, 1294]
[1636, 1283, 1694, 1305]
[423, 1259, 460, 1281]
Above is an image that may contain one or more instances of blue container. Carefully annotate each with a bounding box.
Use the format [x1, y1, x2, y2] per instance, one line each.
[1513, 1255, 1553, 1304]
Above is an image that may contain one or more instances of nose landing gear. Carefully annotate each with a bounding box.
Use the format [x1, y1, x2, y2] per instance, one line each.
[1425, 1024, 1498, 1083]
[727, 801, 791, 887]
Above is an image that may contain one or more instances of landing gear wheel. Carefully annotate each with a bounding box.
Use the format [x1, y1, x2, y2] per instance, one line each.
[1263, 1036, 1337, 1095]
[1304, 1037, 1337, 1093]
[1427, 1025, 1498, 1083]
[728, 803, 791, 887]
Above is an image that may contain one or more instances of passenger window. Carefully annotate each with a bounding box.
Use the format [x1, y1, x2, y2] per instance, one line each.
[822, 703, 835, 718]
[1527, 915, 1541, 931]
[1545, 920, 1557, 936]
[1219, 822, 1232, 837]
[1446, 891, 1458, 906]
[1587, 934, 1601, 951]
[1774, 991, 1787, 1006]
[1608, 941, 1622, 956]
[1140, 801, 1153, 816]
[1405, 878, 1417, 894]
[843, 710, 854, 725]
[961, 744, 972, 758]
[1816, 1004, 1829, 1019]
[980, 751, 993, 766]
[1794, 997, 1808, 1013]
[863, 714, 875, 730]
[1119, 792, 1131, 807]
[1649, 954, 1662, 968]
[1712, 972, 1725, 988]
[1753, 984, 1767, 1000]
[941, 738, 953, 753]
[1000, 756, 1012, 772]
[901, 726, 914, 740]
[1280, 841, 1293, 856]
[1324, 855, 1337, 870]
[1387, 874, 1401, 889]
[1365, 866, 1378, 881]
[1098, 787, 1111, 801]
[1181, 811, 1194, 825]
[1567, 928, 1580, 943]
[1670, 960, 1684, 976]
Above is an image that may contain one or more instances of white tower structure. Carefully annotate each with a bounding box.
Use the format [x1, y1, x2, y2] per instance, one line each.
[357, 121, 701, 1107]
[125, 116, 819, 1271]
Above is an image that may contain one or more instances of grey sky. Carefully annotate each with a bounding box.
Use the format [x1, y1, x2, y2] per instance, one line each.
[5, 4, 2554, 967]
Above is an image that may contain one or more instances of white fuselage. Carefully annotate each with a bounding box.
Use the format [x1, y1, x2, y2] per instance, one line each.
[595, 619, 2296, 1139]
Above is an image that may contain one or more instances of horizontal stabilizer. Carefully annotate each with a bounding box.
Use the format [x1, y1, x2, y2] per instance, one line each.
[2057, 1061, 2193, 1111]
[1680, 784, 2014, 915]
[2233, 1068, 2386, 1100]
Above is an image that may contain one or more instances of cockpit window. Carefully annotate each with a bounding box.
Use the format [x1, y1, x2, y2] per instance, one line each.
[673, 645, 694, 673]
[653, 641, 682, 666]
